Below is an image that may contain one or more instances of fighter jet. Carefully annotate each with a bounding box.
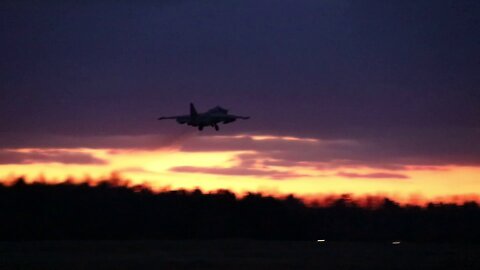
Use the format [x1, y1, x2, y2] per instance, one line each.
[158, 103, 250, 131]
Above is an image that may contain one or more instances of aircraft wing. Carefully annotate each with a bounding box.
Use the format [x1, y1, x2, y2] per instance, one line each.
[158, 116, 181, 120]
[232, 115, 250, 120]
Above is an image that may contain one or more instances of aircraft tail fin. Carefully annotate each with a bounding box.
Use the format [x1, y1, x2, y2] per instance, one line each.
[190, 103, 198, 118]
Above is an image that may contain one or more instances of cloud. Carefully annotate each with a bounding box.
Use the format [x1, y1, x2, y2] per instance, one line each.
[0, 131, 196, 150]
[0, 150, 107, 165]
[179, 134, 331, 153]
[337, 172, 409, 179]
[170, 165, 309, 180]
[1, 130, 479, 171]
[114, 167, 158, 175]
[180, 132, 480, 169]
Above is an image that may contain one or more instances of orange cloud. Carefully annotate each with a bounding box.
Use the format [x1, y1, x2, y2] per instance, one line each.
[170, 165, 309, 180]
[0, 149, 107, 165]
[337, 172, 409, 179]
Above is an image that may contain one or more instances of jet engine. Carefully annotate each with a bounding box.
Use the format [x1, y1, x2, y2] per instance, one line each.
[176, 119, 187, 124]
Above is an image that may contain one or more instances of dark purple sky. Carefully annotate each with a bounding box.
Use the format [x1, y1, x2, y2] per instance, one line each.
[1, 0, 479, 166]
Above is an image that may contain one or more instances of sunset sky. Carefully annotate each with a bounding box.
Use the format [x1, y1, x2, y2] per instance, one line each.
[1, 1, 479, 204]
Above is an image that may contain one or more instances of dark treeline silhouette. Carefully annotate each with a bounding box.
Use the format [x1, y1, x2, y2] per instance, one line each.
[1, 178, 479, 242]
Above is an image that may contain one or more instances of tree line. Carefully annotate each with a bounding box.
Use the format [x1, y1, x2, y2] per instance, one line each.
[1, 178, 479, 242]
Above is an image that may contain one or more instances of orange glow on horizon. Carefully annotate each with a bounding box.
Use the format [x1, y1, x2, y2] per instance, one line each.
[1, 145, 480, 207]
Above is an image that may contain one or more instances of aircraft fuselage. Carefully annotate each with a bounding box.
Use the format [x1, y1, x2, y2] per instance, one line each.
[159, 103, 249, 131]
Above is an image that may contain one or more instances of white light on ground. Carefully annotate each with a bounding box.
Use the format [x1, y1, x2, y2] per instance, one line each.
[392, 241, 401, 245]
[317, 239, 326, 243]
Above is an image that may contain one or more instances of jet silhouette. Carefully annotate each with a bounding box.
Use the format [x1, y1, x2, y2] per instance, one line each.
[158, 103, 250, 131]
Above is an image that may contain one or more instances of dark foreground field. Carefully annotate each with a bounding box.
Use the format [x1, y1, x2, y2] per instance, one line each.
[1, 240, 479, 270]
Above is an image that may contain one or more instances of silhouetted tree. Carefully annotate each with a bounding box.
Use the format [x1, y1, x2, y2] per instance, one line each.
[0, 178, 479, 242]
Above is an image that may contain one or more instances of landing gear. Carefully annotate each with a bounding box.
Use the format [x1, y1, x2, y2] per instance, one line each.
[198, 125, 204, 131]
[214, 124, 219, 131]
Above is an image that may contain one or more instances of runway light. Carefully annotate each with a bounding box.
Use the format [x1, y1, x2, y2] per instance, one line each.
[317, 239, 326, 243]
[392, 241, 401, 245]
